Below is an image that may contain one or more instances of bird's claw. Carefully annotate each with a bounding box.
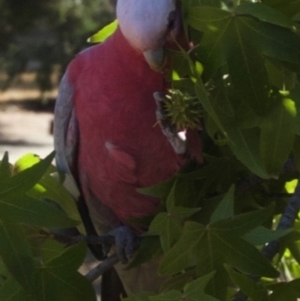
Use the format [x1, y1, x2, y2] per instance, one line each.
[154, 91, 187, 155]
[102, 226, 140, 264]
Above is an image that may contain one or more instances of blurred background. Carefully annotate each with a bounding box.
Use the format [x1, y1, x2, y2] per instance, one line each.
[0, 0, 116, 162]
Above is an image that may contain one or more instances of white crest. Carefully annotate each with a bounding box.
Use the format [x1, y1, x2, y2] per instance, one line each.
[116, 0, 176, 51]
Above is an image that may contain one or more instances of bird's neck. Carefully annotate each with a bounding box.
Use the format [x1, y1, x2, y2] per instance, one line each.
[106, 27, 168, 91]
[111, 27, 145, 66]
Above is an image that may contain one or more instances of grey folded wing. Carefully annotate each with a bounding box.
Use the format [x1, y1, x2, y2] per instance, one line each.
[54, 72, 80, 198]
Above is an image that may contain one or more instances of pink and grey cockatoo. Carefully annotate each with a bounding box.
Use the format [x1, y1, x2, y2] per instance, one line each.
[54, 0, 202, 298]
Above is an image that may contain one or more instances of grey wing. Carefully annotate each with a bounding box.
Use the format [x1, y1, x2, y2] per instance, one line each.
[54, 72, 80, 198]
[54, 71, 108, 262]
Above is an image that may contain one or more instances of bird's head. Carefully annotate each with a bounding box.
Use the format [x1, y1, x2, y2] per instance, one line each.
[116, 0, 182, 71]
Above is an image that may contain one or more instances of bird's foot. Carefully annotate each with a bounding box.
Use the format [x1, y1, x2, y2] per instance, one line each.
[52, 226, 140, 264]
[100, 226, 140, 264]
[154, 92, 187, 155]
[83, 227, 140, 282]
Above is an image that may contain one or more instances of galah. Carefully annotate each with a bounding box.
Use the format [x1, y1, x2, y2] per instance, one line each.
[54, 0, 202, 298]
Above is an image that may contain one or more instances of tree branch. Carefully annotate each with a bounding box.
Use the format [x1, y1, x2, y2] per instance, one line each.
[85, 254, 120, 283]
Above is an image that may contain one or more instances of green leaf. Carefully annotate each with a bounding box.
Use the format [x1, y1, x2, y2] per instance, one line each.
[124, 292, 154, 301]
[153, 273, 219, 301]
[0, 194, 78, 227]
[169, 176, 202, 208]
[210, 185, 234, 223]
[285, 179, 298, 194]
[187, 6, 231, 35]
[181, 0, 221, 19]
[240, 18, 300, 65]
[45, 242, 87, 275]
[198, 77, 268, 179]
[180, 155, 238, 192]
[87, 20, 118, 43]
[226, 127, 269, 179]
[213, 204, 274, 236]
[194, 20, 271, 177]
[282, 231, 300, 264]
[199, 72, 269, 178]
[235, 2, 294, 29]
[166, 180, 177, 211]
[127, 236, 162, 269]
[260, 96, 297, 177]
[189, 6, 300, 125]
[205, 206, 277, 278]
[243, 226, 292, 246]
[196, 194, 224, 225]
[0, 222, 35, 294]
[40, 239, 67, 263]
[168, 49, 195, 81]
[35, 243, 95, 301]
[226, 40, 269, 115]
[194, 67, 226, 134]
[186, 290, 219, 300]
[161, 206, 277, 278]
[189, 6, 300, 87]
[150, 290, 182, 301]
[14, 153, 45, 172]
[0, 278, 32, 301]
[160, 270, 195, 292]
[294, 136, 300, 172]
[184, 272, 219, 301]
[137, 178, 175, 199]
[0, 152, 55, 201]
[265, 58, 297, 91]
[268, 279, 300, 301]
[204, 268, 228, 300]
[33, 174, 81, 223]
[14, 153, 81, 224]
[188, 7, 230, 77]
[174, 207, 201, 219]
[0, 257, 9, 279]
[149, 212, 182, 253]
[209, 231, 278, 277]
[291, 86, 300, 135]
[0, 152, 11, 181]
[263, 0, 300, 18]
[160, 222, 206, 275]
[35, 269, 96, 301]
[225, 265, 268, 301]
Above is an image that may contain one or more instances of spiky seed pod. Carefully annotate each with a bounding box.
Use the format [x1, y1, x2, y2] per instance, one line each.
[164, 89, 202, 130]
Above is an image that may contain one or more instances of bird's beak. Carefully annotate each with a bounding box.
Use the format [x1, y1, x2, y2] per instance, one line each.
[143, 48, 165, 72]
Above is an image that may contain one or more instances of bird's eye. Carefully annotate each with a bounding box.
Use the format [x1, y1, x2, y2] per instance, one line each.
[167, 11, 176, 31]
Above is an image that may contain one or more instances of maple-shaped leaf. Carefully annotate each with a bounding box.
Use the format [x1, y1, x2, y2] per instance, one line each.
[150, 273, 219, 301]
[160, 205, 278, 278]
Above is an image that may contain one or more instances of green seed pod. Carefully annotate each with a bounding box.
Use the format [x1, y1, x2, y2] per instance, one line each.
[165, 89, 202, 129]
